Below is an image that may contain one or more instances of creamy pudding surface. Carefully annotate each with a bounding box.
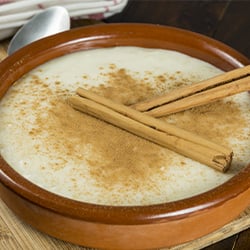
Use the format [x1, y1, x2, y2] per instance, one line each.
[0, 46, 249, 206]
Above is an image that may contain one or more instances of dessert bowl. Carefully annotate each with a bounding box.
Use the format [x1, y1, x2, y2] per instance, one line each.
[0, 23, 250, 249]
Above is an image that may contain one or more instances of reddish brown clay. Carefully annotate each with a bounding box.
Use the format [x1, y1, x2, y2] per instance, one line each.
[0, 24, 249, 249]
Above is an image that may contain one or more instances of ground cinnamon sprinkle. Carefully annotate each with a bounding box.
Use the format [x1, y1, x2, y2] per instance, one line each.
[163, 100, 247, 146]
[34, 97, 173, 191]
[14, 64, 249, 192]
[91, 67, 156, 105]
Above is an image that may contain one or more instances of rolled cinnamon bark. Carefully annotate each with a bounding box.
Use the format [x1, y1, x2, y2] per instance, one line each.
[133, 65, 250, 117]
[68, 88, 233, 172]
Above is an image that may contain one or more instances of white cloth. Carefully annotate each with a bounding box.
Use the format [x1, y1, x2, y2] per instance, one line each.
[0, 0, 128, 40]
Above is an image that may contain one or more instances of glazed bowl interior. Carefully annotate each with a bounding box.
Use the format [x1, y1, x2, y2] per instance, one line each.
[0, 23, 249, 249]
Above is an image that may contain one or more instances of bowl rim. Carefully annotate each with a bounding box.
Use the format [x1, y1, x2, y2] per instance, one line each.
[0, 23, 249, 225]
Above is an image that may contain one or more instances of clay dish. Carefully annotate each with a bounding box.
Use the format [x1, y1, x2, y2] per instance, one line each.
[0, 23, 249, 249]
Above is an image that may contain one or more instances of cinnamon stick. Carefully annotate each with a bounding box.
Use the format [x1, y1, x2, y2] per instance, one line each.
[68, 87, 233, 172]
[133, 65, 250, 117]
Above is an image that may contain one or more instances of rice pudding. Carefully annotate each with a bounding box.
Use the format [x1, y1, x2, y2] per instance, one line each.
[0, 46, 249, 206]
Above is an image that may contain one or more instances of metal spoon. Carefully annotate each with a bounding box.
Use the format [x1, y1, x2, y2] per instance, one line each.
[7, 6, 70, 55]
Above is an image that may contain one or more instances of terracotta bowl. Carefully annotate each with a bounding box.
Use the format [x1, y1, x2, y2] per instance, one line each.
[0, 23, 249, 250]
